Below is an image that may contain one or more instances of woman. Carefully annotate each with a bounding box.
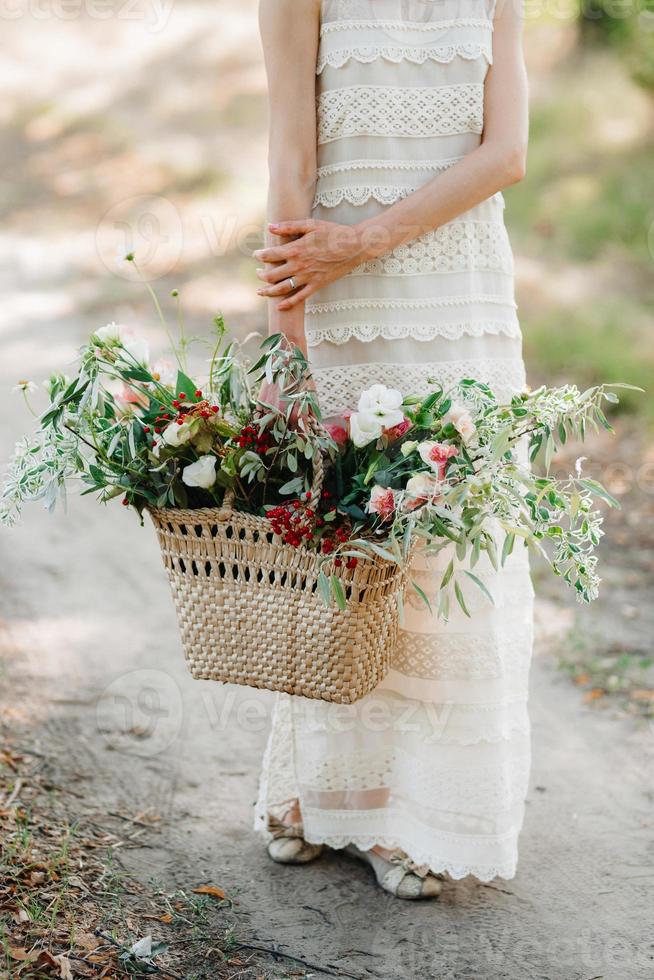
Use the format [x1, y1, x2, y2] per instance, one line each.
[253, 0, 533, 900]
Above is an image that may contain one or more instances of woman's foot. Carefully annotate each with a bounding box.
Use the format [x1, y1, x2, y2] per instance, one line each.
[345, 844, 443, 900]
[266, 802, 324, 865]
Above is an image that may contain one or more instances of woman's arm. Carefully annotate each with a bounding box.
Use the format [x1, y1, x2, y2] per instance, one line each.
[254, 0, 528, 311]
[257, 0, 321, 347]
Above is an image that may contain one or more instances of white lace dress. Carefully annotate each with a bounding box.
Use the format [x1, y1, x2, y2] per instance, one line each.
[255, 0, 534, 881]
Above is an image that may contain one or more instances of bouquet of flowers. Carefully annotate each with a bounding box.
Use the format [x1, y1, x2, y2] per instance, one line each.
[2, 281, 635, 701]
[1, 305, 630, 618]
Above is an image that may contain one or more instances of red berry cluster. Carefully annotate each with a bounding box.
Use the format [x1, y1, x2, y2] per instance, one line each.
[267, 492, 316, 547]
[146, 391, 220, 435]
[266, 489, 357, 568]
[238, 424, 272, 452]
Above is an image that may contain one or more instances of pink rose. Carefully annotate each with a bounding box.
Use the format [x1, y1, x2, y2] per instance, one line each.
[323, 420, 349, 446]
[367, 485, 396, 521]
[418, 441, 458, 479]
[384, 416, 412, 442]
[115, 382, 148, 415]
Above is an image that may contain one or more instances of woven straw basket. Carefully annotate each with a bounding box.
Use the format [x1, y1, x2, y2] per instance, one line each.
[148, 451, 406, 704]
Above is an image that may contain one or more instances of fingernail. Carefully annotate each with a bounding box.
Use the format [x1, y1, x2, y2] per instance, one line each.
[269, 222, 279, 229]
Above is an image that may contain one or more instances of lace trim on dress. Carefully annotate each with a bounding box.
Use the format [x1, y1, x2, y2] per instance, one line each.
[306, 320, 520, 347]
[314, 184, 415, 207]
[316, 156, 464, 176]
[320, 18, 494, 36]
[312, 359, 527, 414]
[318, 84, 484, 142]
[314, 184, 416, 207]
[299, 830, 517, 882]
[317, 41, 491, 73]
[313, 185, 504, 209]
[306, 294, 517, 314]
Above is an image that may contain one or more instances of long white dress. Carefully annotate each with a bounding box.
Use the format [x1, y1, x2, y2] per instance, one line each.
[255, 0, 534, 881]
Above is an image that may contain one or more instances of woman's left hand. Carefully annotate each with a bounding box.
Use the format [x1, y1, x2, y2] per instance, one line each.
[253, 219, 367, 310]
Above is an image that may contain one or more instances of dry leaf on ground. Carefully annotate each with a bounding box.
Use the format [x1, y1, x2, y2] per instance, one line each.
[192, 885, 226, 899]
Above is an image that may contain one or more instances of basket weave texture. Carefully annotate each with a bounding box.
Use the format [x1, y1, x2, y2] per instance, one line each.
[148, 453, 406, 703]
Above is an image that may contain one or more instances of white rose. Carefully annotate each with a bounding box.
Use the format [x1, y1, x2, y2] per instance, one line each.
[357, 384, 404, 429]
[182, 455, 217, 489]
[400, 440, 418, 457]
[94, 321, 123, 343]
[444, 401, 476, 443]
[349, 411, 383, 448]
[162, 421, 193, 447]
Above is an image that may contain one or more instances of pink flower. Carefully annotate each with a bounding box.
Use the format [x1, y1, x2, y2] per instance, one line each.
[418, 441, 458, 479]
[367, 485, 396, 521]
[444, 402, 476, 443]
[384, 416, 411, 442]
[404, 472, 443, 510]
[115, 382, 148, 415]
[323, 418, 349, 446]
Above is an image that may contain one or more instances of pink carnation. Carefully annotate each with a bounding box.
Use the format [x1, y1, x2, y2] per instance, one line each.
[367, 485, 396, 521]
[418, 441, 458, 479]
[384, 416, 412, 442]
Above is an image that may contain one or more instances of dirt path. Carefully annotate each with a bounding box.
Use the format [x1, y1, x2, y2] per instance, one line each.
[1, 469, 653, 978]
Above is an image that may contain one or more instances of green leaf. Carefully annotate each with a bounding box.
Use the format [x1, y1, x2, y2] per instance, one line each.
[411, 581, 432, 614]
[330, 574, 346, 611]
[463, 570, 495, 605]
[440, 559, 454, 590]
[490, 426, 512, 460]
[544, 433, 555, 472]
[278, 476, 303, 495]
[454, 580, 471, 618]
[579, 478, 620, 509]
[175, 370, 200, 401]
[318, 571, 331, 607]
[484, 533, 498, 570]
[594, 406, 613, 432]
[501, 531, 515, 566]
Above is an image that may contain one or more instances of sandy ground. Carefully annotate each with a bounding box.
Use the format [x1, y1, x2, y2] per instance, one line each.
[1, 3, 654, 977]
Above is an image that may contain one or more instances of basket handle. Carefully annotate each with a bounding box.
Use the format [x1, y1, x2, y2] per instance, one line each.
[220, 416, 326, 514]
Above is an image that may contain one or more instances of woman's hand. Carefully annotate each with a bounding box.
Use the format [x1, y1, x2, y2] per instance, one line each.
[253, 219, 367, 311]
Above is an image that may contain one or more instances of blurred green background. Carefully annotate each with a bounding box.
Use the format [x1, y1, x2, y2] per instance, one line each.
[515, 1, 654, 422]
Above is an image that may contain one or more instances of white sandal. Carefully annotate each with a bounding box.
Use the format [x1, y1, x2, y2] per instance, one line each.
[345, 844, 443, 900]
[266, 814, 324, 865]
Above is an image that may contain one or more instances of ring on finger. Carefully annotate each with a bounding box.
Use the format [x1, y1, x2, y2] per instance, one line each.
[287, 276, 297, 291]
